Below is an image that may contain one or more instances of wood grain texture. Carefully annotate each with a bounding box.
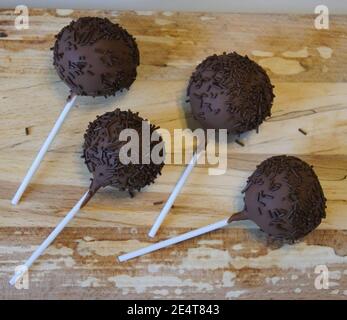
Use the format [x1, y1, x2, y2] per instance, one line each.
[0, 8, 347, 300]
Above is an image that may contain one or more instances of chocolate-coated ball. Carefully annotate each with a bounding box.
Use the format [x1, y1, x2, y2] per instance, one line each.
[240, 155, 326, 241]
[187, 52, 274, 134]
[82, 109, 164, 197]
[53, 17, 139, 97]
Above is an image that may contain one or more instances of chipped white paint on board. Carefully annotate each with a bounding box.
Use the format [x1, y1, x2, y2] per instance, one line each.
[0, 245, 37, 254]
[317, 46, 333, 59]
[225, 290, 246, 299]
[78, 277, 102, 288]
[179, 246, 230, 270]
[294, 288, 302, 294]
[330, 289, 339, 295]
[45, 246, 73, 256]
[32, 256, 76, 271]
[266, 276, 280, 285]
[162, 11, 173, 17]
[148, 264, 162, 273]
[222, 271, 236, 287]
[258, 57, 305, 75]
[155, 18, 174, 26]
[175, 289, 183, 295]
[197, 240, 223, 246]
[55, 9, 74, 16]
[153, 289, 169, 296]
[200, 16, 216, 21]
[150, 242, 347, 274]
[282, 47, 309, 58]
[135, 11, 154, 16]
[139, 242, 347, 276]
[329, 281, 339, 287]
[329, 270, 341, 280]
[230, 243, 347, 270]
[76, 239, 147, 257]
[121, 288, 129, 296]
[0, 245, 72, 256]
[83, 236, 95, 242]
[108, 275, 214, 293]
[252, 50, 274, 57]
[291, 275, 299, 280]
[232, 244, 243, 251]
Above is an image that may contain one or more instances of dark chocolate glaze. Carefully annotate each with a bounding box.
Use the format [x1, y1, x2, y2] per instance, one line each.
[187, 52, 274, 134]
[229, 155, 326, 241]
[53, 17, 139, 97]
[81, 109, 164, 206]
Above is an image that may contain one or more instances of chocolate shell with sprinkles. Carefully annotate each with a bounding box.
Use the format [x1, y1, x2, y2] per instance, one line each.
[228, 155, 327, 241]
[187, 52, 274, 134]
[53, 17, 139, 97]
[81, 109, 165, 207]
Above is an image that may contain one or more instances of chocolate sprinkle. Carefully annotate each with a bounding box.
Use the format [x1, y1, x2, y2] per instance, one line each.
[235, 139, 245, 147]
[233, 155, 327, 241]
[187, 52, 274, 134]
[81, 109, 165, 206]
[298, 128, 307, 135]
[53, 17, 139, 97]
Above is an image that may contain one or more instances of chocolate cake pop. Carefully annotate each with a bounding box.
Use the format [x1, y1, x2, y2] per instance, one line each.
[187, 52, 274, 134]
[53, 17, 139, 97]
[229, 155, 327, 241]
[82, 109, 165, 206]
[10, 109, 164, 285]
[119, 155, 327, 262]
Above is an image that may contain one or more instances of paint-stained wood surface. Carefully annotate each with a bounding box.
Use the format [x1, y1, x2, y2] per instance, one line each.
[1, 8, 347, 299]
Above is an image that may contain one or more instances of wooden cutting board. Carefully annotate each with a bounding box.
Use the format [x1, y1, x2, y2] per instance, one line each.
[1, 8, 347, 299]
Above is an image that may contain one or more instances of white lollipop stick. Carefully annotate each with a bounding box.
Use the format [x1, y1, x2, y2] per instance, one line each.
[120, 218, 229, 262]
[148, 149, 205, 238]
[9, 190, 89, 286]
[11, 93, 78, 205]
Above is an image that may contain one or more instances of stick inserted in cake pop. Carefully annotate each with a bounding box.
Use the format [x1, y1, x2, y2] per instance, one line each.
[10, 190, 89, 285]
[9, 109, 164, 285]
[148, 145, 205, 238]
[11, 94, 77, 205]
[122, 214, 246, 262]
[148, 52, 274, 237]
[122, 155, 326, 261]
[11, 17, 139, 205]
